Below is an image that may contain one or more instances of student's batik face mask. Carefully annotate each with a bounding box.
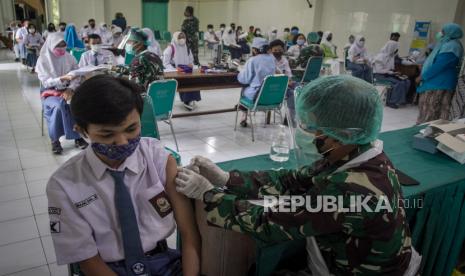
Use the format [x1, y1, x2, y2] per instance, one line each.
[91, 135, 141, 160]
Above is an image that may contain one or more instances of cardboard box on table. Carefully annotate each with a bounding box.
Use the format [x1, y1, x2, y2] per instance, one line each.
[429, 123, 465, 164]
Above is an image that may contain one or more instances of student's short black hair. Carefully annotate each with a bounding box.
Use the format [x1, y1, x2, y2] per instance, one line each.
[390, 32, 400, 38]
[59, 22, 66, 27]
[185, 6, 194, 15]
[89, 19, 95, 23]
[88, 34, 101, 41]
[284, 27, 290, 32]
[71, 75, 144, 131]
[220, 23, 226, 28]
[269, 39, 285, 49]
[291, 26, 299, 31]
[28, 23, 36, 29]
[207, 24, 213, 29]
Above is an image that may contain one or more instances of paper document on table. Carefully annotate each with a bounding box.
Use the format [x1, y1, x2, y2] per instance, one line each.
[163, 68, 178, 73]
[68, 65, 110, 76]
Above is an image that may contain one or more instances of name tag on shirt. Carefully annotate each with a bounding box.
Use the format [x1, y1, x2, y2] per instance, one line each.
[149, 191, 172, 218]
[74, 194, 98, 209]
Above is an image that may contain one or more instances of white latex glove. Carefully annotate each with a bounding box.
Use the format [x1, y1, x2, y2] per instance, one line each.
[189, 156, 230, 187]
[175, 168, 214, 200]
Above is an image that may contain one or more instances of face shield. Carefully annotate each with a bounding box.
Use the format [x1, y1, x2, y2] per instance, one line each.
[287, 86, 323, 168]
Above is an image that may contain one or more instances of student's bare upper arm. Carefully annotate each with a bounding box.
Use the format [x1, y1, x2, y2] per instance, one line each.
[164, 156, 197, 235]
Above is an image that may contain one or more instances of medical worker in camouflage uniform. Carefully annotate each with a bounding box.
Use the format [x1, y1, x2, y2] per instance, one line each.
[181, 6, 200, 65]
[175, 75, 421, 275]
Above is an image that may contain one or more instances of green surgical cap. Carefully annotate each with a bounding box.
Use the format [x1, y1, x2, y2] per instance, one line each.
[295, 75, 383, 145]
[308, 32, 320, 44]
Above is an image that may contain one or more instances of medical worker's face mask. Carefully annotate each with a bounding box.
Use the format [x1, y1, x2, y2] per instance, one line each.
[178, 39, 186, 46]
[53, 47, 66, 57]
[125, 43, 135, 54]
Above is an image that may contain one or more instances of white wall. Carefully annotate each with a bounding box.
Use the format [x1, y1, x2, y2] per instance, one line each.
[317, 0, 460, 57]
[193, 0, 318, 34]
[59, 0, 104, 26]
[0, 0, 15, 30]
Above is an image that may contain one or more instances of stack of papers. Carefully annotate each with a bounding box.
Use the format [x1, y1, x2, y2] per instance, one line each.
[67, 65, 111, 77]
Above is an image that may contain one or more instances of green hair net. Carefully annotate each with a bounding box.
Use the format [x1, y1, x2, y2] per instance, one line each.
[127, 28, 150, 46]
[295, 75, 383, 145]
[308, 32, 320, 44]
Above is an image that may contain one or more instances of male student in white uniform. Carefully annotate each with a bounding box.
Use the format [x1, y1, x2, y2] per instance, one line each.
[46, 75, 200, 276]
[15, 19, 29, 64]
[78, 34, 116, 67]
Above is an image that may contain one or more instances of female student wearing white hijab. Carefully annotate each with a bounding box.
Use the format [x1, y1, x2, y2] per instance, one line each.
[163, 31, 201, 110]
[373, 40, 411, 109]
[320, 31, 338, 58]
[36, 33, 88, 154]
[142, 28, 162, 57]
[347, 35, 372, 82]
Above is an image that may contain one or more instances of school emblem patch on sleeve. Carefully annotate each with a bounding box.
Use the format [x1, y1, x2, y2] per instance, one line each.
[149, 191, 172, 218]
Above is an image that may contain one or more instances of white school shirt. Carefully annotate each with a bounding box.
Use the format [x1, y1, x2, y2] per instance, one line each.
[24, 33, 44, 47]
[204, 31, 219, 44]
[78, 49, 116, 67]
[275, 56, 292, 78]
[15, 27, 28, 43]
[46, 137, 176, 265]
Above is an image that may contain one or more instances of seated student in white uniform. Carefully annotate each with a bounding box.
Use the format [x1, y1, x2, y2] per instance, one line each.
[204, 24, 220, 49]
[78, 34, 116, 67]
[46, 75, 201, 276]
[163, 31, 201, 111]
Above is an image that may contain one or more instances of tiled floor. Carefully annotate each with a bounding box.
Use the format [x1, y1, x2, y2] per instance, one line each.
[0, 49, 418, 275]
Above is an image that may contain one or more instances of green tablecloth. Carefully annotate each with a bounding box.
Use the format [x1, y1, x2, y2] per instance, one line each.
[218, 126, 465, 276]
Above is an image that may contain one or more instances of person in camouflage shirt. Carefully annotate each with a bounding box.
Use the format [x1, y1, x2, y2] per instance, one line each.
[120, 28, 164, 89]
[175, 76, 419, 275]
[289, 32, 324, 82]
[181, 6, 200, 65]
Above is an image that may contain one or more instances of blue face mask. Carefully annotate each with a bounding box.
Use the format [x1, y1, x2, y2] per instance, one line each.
[291, 30, 299, 35]
[92, 135, 141, 160]
[297, 39, 305, 46]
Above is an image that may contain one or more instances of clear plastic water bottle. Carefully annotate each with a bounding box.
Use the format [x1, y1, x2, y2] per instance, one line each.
[270, 125, 290, 162]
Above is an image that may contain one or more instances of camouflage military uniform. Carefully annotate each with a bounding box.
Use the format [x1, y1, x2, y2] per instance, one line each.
[181, 16, 200, 65]
[289, 44, 324, 81]
[203, 148, 413, 275]
[128, 50, 164, 89]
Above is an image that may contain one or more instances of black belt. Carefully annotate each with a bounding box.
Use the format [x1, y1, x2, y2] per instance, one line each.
[145, 239, 168, 256]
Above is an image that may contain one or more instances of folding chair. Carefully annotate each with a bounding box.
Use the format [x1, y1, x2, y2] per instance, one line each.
[163, 31, 172, 44]
[147, 79, 179, 152]
[300, 56, 323, 84]
[234, 75, 289, 142]
[140, 94, 181, 164]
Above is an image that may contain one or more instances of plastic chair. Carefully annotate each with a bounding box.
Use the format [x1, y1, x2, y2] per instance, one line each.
[163, 31, 172, 44]
[140, 94, 181, 164]
[234, 75, 289, 142]
[300, 56, 323, 83]
[70, 48, 86, 63]
[124, 53, 135, 65]
[154, 30, 162, 41]
[147, 79, 179, 152]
